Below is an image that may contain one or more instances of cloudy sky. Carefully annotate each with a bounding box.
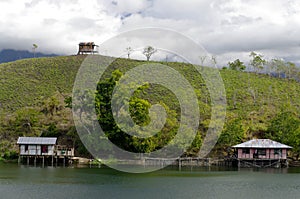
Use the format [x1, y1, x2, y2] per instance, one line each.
[1, 0, 300, 66]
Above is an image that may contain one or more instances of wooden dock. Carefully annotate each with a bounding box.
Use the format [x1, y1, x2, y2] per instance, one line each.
[143, 157, 212, 168]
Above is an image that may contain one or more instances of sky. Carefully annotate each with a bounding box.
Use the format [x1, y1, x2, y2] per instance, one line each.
[1, 0, 300, 66]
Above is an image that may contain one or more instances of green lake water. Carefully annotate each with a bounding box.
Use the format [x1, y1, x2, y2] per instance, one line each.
[1, 164, 300, 199]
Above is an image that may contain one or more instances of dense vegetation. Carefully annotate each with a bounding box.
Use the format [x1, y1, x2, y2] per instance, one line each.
[1, 55, 300, 160]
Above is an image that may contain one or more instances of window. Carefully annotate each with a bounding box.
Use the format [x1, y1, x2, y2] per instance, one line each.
[42, 145, 48, 153]
[257, 149, 266, 156]
[242, 148, 250, 154]
[274, 149, 282, 155]
[25, 145, 28, 151]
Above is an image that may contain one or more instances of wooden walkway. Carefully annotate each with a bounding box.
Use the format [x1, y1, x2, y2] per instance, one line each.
[144, 157, 212, 168]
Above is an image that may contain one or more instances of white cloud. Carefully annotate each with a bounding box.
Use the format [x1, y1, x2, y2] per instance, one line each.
[1, 0, 300, 65]
[0, 0, 121, 54]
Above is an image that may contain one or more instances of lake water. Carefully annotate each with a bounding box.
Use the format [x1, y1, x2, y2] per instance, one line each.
[1, 164, 300, 199]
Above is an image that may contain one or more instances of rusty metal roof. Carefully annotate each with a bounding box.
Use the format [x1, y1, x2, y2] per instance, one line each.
[17, 137, 57, 145]
[79, 42, 98, 46]
[232, 139, 292, 149]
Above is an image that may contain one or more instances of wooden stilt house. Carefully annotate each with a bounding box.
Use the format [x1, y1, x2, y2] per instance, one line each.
[232, 139, 292, 168]
[77, 42, 99, 55]
[17, 137, 74, 166]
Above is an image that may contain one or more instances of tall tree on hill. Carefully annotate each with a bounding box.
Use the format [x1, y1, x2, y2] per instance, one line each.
[269, 58, 285, 78]
[143, 46, 157, 61]
[228, 59, 246, 71]
[249, 52, 266, 73]
[199, 55, 207, 66]
[286, 62, 297, 80]
[125, 47, 133, 59]
[32, 44, 38, 58]
[211, 55, 217, 68]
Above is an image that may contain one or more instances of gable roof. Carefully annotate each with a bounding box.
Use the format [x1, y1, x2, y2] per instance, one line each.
[79, 42, 98, 47]
[232, 139, 292, 149]
[17, 137, 57, 145]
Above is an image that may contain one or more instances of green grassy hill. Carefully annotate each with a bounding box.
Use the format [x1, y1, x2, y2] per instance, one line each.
[1, 55, 300, 159]
[0, 55, 85, 111]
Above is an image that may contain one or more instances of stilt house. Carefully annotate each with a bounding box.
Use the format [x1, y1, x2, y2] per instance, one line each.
[17, 137, 74, 166]
[232, 139, 292, 168]
[77, 42, 98, 55]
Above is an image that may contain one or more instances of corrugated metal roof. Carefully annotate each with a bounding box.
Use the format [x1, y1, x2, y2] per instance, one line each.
[17, 137, 57, 145]
[232, 139, 292, 149]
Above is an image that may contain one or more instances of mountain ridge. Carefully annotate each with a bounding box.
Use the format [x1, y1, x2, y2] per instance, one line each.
[0, 49, 59, 64]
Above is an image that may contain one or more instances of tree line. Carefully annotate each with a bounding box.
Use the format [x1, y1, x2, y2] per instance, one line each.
[226, 51, 300, 81]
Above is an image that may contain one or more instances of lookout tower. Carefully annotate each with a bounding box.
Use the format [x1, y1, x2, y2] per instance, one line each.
[77, 42, 99, 55]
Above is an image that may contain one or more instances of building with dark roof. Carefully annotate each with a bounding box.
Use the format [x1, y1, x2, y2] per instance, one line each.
[77, 42, 98, 55]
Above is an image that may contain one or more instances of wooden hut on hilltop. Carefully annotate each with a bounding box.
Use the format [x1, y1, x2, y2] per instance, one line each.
[232, 139, 292, 168]
[77, 42, 98, 55]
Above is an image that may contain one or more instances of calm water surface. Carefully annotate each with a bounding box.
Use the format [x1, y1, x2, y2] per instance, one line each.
[1, 163, 300, 199]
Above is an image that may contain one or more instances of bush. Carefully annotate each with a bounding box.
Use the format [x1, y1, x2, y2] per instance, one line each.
[3, 150, 18, 160]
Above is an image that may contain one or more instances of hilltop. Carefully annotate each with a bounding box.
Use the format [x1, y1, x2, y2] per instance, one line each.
[0, 55, 300, 159]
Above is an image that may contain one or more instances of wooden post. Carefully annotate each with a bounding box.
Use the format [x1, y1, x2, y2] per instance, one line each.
[178, 158, 181, 171]
[42, 156, 45, 168]
[34, 156, 36, 166]
[52, 156, 54, 167]
[27, 156, 29, 165]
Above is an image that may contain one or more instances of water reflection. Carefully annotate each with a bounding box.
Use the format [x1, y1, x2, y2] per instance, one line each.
[0, 163, 300, 199]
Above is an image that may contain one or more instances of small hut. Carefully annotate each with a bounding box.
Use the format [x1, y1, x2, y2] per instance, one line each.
[18, 137, 57, 156]
[232, 139, 292, 168]
[77, 42, 98, 55]
[17, 137, 74, 166]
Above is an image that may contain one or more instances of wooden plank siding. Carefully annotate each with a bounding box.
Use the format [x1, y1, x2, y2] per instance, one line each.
[237, 148, 287, 159]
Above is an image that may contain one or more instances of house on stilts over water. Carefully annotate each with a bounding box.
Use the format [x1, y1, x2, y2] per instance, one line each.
[232, 139, 292, 168]
[17, 137, 74, 166]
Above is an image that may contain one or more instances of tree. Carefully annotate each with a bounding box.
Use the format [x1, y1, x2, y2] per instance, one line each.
[269, 58, 285, 78]
[143, 46, 157, 61]
[286, 62, 297, 80]
[199, 55, 207, 65]
[228, 59, 246, 71]
[32, 44, 38, 58]
[218, 119, 244, 148]
[13, 108, 41, 136]
[211, 55, 217, 67]
[95, 70, 153, 152]
[92, 70, 182, 154]
[249, 52, 266, 73]
[266, 112, 300, 156]
[125, 47, 133, 59]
